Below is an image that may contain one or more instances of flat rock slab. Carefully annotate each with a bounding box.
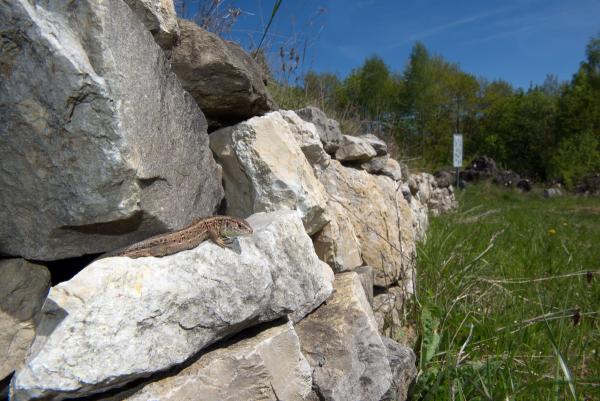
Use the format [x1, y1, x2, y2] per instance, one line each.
[124, 321, 312, 401]
[11, 210, 333, 401]
[335, 135, 377, 162]
[210, 111, 329, 235]
[0, 0, 223, 260]
[296, 272, 392, 401]
[0, 259, 50, 381]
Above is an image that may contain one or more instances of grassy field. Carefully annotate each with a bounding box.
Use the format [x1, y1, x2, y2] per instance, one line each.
[410, 183, 600, 400]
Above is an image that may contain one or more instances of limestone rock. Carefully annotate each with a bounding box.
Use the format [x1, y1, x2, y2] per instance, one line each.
[11, 211, 333, 400]
[319, 161, 416, 287]
[353, 265, 374, 305]
[172, 19, 274, 125]
[210, 112, 329, 235]
[361, 155, 389, 174]
[360, 134, 388, 156]
[407, 195, 429, 243]
[0, 0, 223, 260]
[296, 272, 392, 401]
[380, 337, 417, 401]
[280, 110, 331, 171]
[544, 188, 562, 198]
[295, 107, 344, 153]
[410, 173, 457, 217]
[124, 321, 312, 401]
[373, 292, 398, 335]
[335, 135, 377, 162]
[372, 286, 413, 339]
[123, 0, 179, 51]
[0, 260, 50, 381]
[312, 201, 362, 272]
[381, 158, 403, 181]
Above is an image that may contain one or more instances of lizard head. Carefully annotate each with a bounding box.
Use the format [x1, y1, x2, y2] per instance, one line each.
[222, 218, 253, 238]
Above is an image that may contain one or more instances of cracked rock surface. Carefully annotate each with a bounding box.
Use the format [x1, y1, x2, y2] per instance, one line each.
[0, 0, 222, 260]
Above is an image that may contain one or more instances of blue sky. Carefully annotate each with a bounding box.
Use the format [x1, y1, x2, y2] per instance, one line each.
[185, 0, 600, 89]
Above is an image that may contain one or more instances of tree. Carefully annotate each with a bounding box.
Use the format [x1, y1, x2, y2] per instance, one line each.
[551, 33, 600, 185]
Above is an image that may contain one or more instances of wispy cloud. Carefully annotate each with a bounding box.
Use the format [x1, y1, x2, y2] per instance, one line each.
[461, 1, 600, 46]
[389, 7, 511, 48]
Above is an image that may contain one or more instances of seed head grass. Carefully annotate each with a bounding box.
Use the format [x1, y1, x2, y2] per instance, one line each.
[410, 183, 600, 400]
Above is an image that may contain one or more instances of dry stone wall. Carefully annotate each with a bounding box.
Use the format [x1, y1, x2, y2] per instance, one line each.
[0, 2, 457, 399]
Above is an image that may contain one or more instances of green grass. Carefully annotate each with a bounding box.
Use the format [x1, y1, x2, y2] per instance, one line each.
[410, 183, 600, 401]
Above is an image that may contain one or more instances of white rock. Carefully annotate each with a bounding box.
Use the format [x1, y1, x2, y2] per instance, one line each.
[0, 0, 223, 260]
[381, 158, 403, 181]
[123, 0, 180, 50]
[409, 173, 457, 217]
[124, 321, 313, 401]
[11, 210, 333, 401]
[335, 135, 377, 162]
[210, 111, 329, 235]
[296, 272, 392, 401]
[312, 201, 363, 272]
[360, 134, 388, 156]
[0, 259, 50, 381]
[295, 107, 344, 153]
[319, 161, 416, 288]
[280, 110, 331, 171]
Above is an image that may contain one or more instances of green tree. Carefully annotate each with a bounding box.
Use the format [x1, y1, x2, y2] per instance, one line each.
[337, 55, 400, 120]
[551, 34, 600, 185]
[398, 43, 478, 167]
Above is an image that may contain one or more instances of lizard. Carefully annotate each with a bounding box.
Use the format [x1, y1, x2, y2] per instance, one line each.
[102, 216, 253, 259]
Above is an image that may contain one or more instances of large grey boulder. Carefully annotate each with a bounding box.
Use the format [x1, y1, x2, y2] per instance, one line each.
[335, 135, 377, 162]
[124, 321, 312, 401]
[296, 272, 392, 401]
[0, 259, 50, 382]
[172, 19, 275, 125]
[0, 0, 223, 260]
[210, 111, 329, 235]
[123, 0, 180, 51]
[295, 107, 344, 153]
[11, 210, 333, 400]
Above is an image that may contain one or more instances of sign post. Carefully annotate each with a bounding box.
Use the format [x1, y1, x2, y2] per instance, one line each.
[453, 134, 463, 189]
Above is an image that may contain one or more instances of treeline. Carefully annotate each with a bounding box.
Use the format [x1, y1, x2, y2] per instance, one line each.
[280, 36, 600, 186]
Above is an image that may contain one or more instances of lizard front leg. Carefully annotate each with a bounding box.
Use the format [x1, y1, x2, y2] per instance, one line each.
[208, 228, 229, 248]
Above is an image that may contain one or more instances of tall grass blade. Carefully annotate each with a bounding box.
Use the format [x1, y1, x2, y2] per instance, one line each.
[253, 0, 283, 57]
[544, 321, 578, 400]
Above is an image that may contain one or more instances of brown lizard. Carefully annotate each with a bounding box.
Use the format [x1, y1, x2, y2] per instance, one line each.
[102, 216, 253, 259]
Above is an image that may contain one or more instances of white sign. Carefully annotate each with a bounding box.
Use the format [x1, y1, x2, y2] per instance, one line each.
[453, 134, 463, 168]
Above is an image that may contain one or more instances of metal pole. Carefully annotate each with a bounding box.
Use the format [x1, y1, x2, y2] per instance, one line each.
[456, 167, 460, 189]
